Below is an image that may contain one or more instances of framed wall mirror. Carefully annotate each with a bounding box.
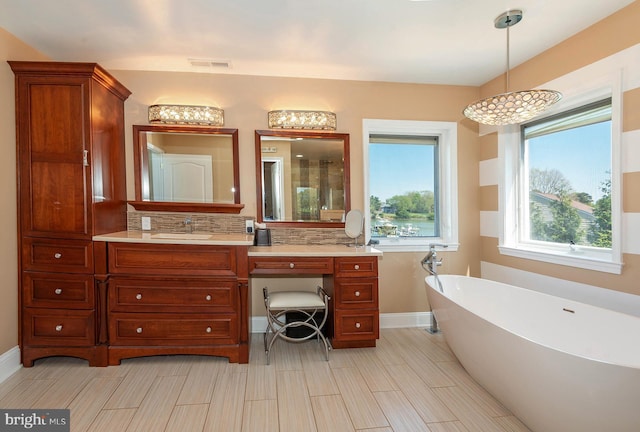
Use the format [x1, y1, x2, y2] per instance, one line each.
[130, 124, 243, 213]
[255, 129, 350, 227]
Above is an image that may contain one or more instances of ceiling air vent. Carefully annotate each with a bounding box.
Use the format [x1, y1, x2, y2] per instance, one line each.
[188, 58, 231, 68]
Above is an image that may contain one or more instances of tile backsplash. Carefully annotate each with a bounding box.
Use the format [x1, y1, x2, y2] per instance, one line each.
[127, 211, 357, 245]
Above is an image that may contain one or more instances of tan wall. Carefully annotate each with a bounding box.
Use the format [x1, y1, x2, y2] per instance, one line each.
[111, 70, 482, 314]
[0, 29, 49, 354]
[478, 1, 640, 296]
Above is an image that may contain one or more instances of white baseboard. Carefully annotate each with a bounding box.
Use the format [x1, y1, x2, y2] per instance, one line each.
[251, 312, 431, 333]
[0, 346, 21, 384]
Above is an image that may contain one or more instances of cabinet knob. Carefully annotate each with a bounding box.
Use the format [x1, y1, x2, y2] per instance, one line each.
[355, 291, 360, 297]
[289, 263, 295, 269]
[55, 325, 63, 332]
[136, 327, 143, 334]
[54, 253, 62, 259]
[54, 288, 63, 295]
[206, 327, 212, 333]
[355, 322, 361, 329]
[205, 295, 212, 301]
[354, 264, 360, 270]
[135, 294, 142, 300]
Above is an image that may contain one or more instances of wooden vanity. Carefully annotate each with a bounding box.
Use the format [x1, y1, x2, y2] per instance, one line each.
[91, 232, 253, 365]
[249, 245, 383, 349]
[21, 228, 382, 366]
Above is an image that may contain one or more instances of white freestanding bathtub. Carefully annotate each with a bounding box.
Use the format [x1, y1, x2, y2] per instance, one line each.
[425, 275, 640, 432]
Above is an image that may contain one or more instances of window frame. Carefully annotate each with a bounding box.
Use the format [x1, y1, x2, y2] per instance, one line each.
[363, 119, 458, 252]
[498, 79, 623, 274]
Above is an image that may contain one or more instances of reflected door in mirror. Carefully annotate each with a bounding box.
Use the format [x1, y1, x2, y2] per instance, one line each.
[132, 125, 243, 213]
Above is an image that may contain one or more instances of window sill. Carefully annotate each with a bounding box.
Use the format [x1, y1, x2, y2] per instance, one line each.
[498, 244, 622, 274]
[373, 240, 459, 253]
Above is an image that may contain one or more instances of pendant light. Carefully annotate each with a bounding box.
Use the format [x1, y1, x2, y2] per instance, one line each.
[463, 10, 562, 126]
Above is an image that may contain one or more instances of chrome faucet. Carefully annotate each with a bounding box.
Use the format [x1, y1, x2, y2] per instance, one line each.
[183, 217, 193, 233]
[421, 243, 448, 334]
[421, 243, 448, 276]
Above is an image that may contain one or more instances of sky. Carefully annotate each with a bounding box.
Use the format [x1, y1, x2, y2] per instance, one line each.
[369, 143, 435, 202]
[369, 120, 610, 204]
[527, 121, 611, 201]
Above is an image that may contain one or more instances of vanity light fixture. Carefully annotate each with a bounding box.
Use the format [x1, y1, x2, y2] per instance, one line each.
[463, 10, 562, 126]
[148, 104, 224, 126]
[267, 110, 337, 130]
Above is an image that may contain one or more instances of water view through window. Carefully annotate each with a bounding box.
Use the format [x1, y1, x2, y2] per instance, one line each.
[369, 135, 438, 240]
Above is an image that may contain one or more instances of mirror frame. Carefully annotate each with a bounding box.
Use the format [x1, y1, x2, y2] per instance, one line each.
[255, 129, 351, 228]
[130, 124, 244, 213]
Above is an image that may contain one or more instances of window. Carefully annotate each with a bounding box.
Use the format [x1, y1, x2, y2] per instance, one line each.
[500, 93, 622, 273]
[363, 119, 458, 251]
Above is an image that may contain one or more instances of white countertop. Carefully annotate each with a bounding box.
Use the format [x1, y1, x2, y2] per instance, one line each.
[249, 244, 383, 257]
[92, 232, 383, 256]
[93, 231, 254, 246]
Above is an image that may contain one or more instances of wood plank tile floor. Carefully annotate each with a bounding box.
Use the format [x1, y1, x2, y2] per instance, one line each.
[0, 328, 531, 432]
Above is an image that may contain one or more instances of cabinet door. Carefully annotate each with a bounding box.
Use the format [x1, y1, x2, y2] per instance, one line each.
[17, 77, 90, 238]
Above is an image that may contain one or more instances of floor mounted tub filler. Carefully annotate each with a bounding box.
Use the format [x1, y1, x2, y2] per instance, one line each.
[425, 274, 640, 432]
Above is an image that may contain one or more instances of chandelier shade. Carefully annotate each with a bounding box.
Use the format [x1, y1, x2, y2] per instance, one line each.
[463, 89, 562, 126]
[148, 104, 224, 126]
[464, 10, 562, 126]
[268, 110, 337, 130]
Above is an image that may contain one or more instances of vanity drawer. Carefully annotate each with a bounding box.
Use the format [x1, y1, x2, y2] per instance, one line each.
[334, 278, 378, 309]
[109, 277, 237, 313]
[333, 310, 379, 340]
[249, 256, 333, 274]
[109, 313, 238, 345]
[23, 272, 94, 309]
[334, 256, 378, 278]
[23, 309, 95, 346]
[108, 243, 237, 276]
[22, 238, 93, 273]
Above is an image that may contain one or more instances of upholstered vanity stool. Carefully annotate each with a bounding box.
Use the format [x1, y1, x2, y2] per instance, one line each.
[262, 286, 331, 364]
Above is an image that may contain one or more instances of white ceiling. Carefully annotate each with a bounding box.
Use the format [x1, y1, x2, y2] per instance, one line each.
[0, 0, 635, 86]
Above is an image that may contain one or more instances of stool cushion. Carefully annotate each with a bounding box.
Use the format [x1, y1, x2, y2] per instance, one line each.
[268, 291, 326, 309]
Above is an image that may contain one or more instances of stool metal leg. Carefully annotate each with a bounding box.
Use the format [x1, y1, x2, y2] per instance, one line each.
[263, 286, 331, 365]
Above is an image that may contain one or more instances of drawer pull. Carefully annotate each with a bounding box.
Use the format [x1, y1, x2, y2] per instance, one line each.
[136, 327, 143, 334]
[355, 291, 360, 297]
[55, 325, 63, 332]
[54, 288, 63, 295]
[135, 294, 142, 300]
[355, 322, 361, 329]
[289, 263, 295, 269]
[354, 264, 360, 270]
[206, 327, 212, 333]
[54, 253, 62, 259]
[205, 295, 212, 301]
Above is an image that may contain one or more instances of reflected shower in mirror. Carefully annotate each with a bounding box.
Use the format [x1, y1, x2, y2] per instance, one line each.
[255, 130, 351, 227]
[131, 125, 243, 213]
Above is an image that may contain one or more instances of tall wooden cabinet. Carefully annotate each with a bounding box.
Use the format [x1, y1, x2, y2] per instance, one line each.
[10, 61, 131, 367]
